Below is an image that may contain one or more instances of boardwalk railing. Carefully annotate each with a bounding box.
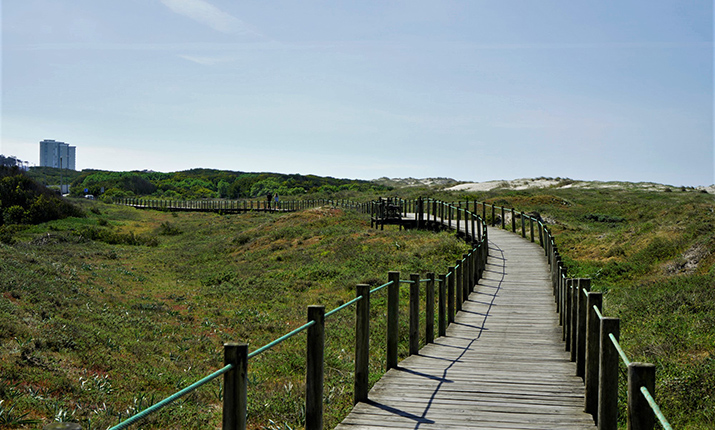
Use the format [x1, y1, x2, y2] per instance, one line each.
[104, 198, 488, 430]
[113, 196, 370, 213]
[105, 197, 672, 430]
[475, 202, 673, 430]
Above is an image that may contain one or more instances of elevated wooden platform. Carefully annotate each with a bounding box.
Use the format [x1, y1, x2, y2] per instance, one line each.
[335, 228, 596, 429]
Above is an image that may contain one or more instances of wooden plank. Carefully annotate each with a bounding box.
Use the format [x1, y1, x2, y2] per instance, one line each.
[335, 228, 596, 430]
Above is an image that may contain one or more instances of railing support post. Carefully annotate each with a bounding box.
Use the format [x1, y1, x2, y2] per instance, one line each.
[570, 278, 579, 361]
[306, 305, 325, 430]
[447, 266, 455, 324]
[409, 273, 420, 355]
[438, 274, 447, 336]
[426, 273, 435, 343]
[463, 253, 470, 304]
[222, 343, 247, 430]
[628, 362, 656, 430]
[598, 317, 620, 430]
[354, 285, 370, 404]
[577, 279, 591, 378]
[455, 261, 463, 312]
[530, 217, 534, 242]
[387, 271, 400, 370]
[585, 291, 603, 419]
[565, 278, 573, 351]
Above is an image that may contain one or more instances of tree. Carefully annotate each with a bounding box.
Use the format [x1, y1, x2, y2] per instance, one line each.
[217, 180, 231, 198]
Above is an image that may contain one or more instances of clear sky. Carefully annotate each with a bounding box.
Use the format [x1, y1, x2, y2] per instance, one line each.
[2, 1, 713, 186]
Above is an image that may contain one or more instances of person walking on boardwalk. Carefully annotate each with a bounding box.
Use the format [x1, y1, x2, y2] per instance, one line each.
[274, 193, 280, 210]
[266, 192, 272, 210]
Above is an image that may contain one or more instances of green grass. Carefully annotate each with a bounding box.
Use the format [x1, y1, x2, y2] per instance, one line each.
[2, 185, 713, 429]
[0, 198, 470, 429]
[466, 186, 715, 429]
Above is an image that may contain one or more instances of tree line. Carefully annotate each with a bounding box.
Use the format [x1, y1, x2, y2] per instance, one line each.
[25, 168, 389, 200]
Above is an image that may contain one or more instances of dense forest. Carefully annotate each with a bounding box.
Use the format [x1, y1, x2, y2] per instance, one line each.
[24, 167, 389, 200]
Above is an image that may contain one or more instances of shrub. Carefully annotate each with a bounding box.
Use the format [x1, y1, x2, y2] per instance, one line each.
[158, 221, 182, 236]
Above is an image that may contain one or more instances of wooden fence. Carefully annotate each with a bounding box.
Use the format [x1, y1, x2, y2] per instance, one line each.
[104, 198, 487, 430]
[112, 197, 368, 213]
[464, 201, 672, 430]
[103, 197, 671, 430]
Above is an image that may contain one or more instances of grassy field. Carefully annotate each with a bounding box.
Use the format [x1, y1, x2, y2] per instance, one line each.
[0, 198, 469, 429]
[471, 185, 715, 429]
[2, 184, 713, 429]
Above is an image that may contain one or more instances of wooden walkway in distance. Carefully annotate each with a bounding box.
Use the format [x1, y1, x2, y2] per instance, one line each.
[335, 227, 597, 430]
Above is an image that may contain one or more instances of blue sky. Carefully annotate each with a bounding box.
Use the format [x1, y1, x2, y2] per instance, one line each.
[2, 1, 713, 186]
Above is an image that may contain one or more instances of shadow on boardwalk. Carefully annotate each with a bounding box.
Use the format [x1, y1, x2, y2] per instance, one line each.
[335, 228, 597, 430]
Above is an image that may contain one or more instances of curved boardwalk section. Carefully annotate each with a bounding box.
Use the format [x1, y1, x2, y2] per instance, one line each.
[335, 228, 596, 429]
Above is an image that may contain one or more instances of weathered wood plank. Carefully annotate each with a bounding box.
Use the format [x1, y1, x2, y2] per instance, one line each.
[334, 228, 596, 430]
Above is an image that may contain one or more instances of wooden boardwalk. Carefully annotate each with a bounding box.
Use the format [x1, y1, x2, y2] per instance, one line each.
[335, 228, 597, 430]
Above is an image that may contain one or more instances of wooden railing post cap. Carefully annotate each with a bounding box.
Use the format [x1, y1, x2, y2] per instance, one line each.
[224, 342, 246, 348]
[629, 362, 655, 370]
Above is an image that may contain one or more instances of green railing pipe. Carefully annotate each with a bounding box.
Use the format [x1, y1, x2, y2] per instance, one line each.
[640, 386, 673, 430]
[108, 364, 233, 430]
[248, 320, 316, 359]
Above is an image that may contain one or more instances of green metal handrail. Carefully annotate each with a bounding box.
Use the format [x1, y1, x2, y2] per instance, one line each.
[248, 320, 316, 359]
[370, 280, 393, 294]
[609, 333, 631, 367]
[108, 364, 233, 430]
[640, 386, 674, 430]
[325, 295, 363, 318]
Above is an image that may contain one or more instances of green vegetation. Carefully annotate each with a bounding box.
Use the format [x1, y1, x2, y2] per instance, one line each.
[1, 172, 713, 429]
[0, 167, 84, 232]
[468, 185, 715, 429]
[25, 168, 390, 201]
[0, 197, 469, 429]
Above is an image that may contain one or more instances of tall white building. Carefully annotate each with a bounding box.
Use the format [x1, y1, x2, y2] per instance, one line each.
[39, 139, 76, 170]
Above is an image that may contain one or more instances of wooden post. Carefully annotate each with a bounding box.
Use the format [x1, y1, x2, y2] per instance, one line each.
[471, 213, 476, 243]
[530, 217, 534, 242]
[354, 285, 370, 404]
[447, 267, 455, 324]
[628, 363, 656, 430]
[449, 205, 453, 230]
[500, 206, 505, 229]
[438, 274, 447, 336]
[577, 279, 591, 378]
[426, 273, 435, 344]
[521, 212, 525, 238]
[560, 267, 567, 339]
[409, 273, 420, 356]
[463, 253, 470, 304]
[387, 271, 400, 370]
[511, 208, 516, 233]
[456, 206, 461, 238]
[223, 343, 247, 430]
[306, 305, 325, 430]
[464, 208, 469, 240]
[455, 261, 463, 312]
[570, 278, 578, 360]
[585, 292, 603, 418]
[565, 278, 573, 351]
[598, 318, 620, 430]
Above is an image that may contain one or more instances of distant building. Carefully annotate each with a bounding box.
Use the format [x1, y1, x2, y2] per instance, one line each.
[39, 139, 76, 170]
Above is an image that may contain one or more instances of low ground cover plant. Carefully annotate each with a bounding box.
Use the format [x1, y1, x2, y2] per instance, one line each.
[469, 186, 715, 429]
[0, 198, 469, 429]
